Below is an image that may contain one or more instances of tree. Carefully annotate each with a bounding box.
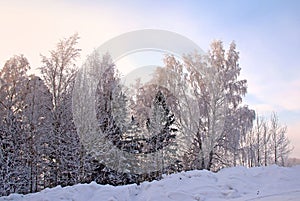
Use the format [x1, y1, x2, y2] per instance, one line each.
[39, 33, 81, 187]
[22, 75, 53, 192]
[241, 113, 292, 168]
[40, 33, 80, 111]
[217, 106, 255, 168]
[128, 84, 178, 154]
[88, 52, 134, 178]
[0, 55, 31, 195]
[147, 90, 177, 153]
[254, 116, 264, 166]
[269, 113, 292, 166]
[158, 41, 253, 171]
[147, 90, 177, 174]
[247, 115, 270, 167]
[95, 53, 123, 146]
[262, 120, 271, 166]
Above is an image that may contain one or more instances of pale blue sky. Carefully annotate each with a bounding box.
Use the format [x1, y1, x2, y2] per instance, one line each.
[0, 0, 299, 157]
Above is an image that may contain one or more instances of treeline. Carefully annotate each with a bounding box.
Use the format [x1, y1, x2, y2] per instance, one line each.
[0, 34, 292, 196]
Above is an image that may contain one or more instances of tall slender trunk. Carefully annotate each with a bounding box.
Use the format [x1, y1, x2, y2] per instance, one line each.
[207, 150, 214, 171]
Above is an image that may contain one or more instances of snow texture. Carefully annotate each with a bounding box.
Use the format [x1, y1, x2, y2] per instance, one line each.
[1, 165, 300, 201]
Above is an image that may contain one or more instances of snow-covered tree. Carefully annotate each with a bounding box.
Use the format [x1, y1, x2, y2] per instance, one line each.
[269, 113, 292, 166]
[216, 106, 255, 168]
[22, 75, 53, 192]
[244, 115, 270, 167]
[131, 84, 177, 132]
[147, 90, 177, 173]
[241, 113, 292, 168]
[95, 53, 123, 146]
[157, 41, 254, 171]
[85, 52, 134, 178]
[0, 55, 31, 195]
[147, 90, 177, 152]
[40, 33, 80, 111]
[39, 33, 81, 187]
[186, 41, 250, 170]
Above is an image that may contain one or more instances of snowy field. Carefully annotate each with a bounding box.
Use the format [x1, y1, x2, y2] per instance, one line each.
[1, 165, 300, 201]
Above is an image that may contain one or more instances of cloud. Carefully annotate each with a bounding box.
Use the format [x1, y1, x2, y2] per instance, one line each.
[275, 80, 300, 111]
[246, 78, 300, 112]
[250, 103, 275, 114]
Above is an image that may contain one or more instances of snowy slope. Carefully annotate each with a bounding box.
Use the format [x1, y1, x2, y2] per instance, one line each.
[1, 165, 300, 201]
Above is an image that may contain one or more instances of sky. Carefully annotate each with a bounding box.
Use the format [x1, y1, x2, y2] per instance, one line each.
[0, 0, 299, 158]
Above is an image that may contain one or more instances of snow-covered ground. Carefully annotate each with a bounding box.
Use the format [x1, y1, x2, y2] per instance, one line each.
[1, 165, 300, 201]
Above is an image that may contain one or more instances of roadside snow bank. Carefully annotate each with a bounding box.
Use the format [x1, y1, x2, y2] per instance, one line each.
[1, 165, 300, 201]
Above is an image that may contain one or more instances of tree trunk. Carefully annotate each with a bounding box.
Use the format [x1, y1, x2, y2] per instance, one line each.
[207, 150, 214, 170]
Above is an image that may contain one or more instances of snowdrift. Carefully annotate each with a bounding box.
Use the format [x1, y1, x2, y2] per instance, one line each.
[1, 165, 300, 201]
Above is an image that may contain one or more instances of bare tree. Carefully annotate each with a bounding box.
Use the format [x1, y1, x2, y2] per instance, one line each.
[243, 113, 292, 168]
[262, 121, 270, 166]
[269, 113, 292, 166]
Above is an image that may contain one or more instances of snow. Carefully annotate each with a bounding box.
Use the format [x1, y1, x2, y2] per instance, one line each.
[1, 165, 300, 201]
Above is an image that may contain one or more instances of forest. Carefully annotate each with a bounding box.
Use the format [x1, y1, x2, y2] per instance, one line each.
[0, 33, 292, 196]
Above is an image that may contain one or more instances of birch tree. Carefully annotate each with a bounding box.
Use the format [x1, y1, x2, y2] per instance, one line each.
[40, 33, 81, 187]
[269, 113, 292, 166]
[161, 41, 252, 170]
